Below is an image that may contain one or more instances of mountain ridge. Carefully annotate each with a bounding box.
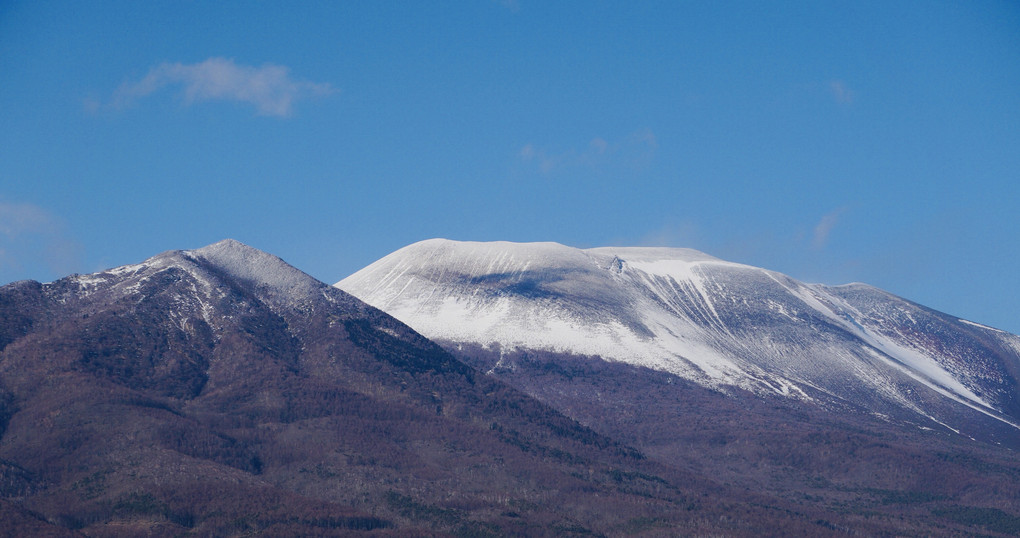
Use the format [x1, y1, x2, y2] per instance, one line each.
[338, 238, 1020, 443]
[335, 237, 1020, 534]
[3, 239, 1020, 535]
[3, 238, 860, 536]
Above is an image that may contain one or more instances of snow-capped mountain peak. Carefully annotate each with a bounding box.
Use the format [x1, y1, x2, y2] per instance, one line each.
[62, 240, 361, 337]
[187, 238, 327, 299]
[338, 238, 1020, 441]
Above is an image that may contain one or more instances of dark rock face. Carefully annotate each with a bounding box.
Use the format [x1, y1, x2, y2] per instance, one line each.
[0, 240, 848, 537]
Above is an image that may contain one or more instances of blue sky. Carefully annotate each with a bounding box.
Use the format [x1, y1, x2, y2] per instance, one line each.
[1, 1, 1018, 333]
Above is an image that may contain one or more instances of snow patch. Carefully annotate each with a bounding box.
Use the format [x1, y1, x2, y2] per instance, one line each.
[959, 319, 1006, 333]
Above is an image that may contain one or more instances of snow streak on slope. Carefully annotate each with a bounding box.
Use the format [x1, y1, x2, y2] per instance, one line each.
[338, 239, 1020, 434]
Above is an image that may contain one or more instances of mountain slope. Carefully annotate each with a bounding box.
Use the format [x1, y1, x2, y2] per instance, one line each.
[338, 238, 1020, 534]
[1, 239, 851, 536]
[338, 239, 1020, 443]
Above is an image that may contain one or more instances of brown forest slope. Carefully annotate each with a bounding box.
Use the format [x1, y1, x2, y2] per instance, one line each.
[0, 240, 853, 537]
[447, 343, 1020, 537]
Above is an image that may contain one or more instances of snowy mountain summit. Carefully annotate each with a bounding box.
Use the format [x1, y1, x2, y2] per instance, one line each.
[338, 239, 1020, 442]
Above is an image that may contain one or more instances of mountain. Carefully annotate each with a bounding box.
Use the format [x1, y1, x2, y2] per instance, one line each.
[0, 239, 859, 536]
[338, 239, 1020, 441]
[339, 238, 1020, 533]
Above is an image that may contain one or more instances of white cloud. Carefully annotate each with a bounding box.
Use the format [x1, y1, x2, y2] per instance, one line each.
[494, 0, 521, 12]
[518, 129, 658, 175]
[0, 201, 57, 238]
[519, 143, 536, 161]
[112, 57, 334, 117]
[518, 143, 559, 173]
[637, 220, 701, 248]
[0, 200, 83, 280]
[829, 80, 855, 105]
[813, 207, 848, 249]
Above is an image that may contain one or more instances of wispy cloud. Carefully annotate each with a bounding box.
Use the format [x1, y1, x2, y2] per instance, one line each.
[637, 220, 701, 248]
[0, 201, 57, 238]
[519, 129, 658, 175]
[829, 80, 855, 105]
[518, 143, 548, 171]
[110, 57, 335, 117]
[494, 0, 521, 12]
[0, 200, 82, 280]
[813, 207, 848, 249]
